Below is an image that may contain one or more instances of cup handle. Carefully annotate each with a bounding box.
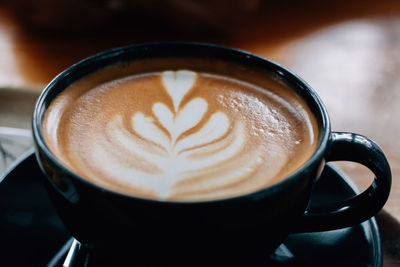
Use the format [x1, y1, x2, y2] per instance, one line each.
[295, 132, 391, 233]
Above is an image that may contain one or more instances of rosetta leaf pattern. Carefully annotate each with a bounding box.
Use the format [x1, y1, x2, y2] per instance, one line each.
[98, 70, 254, 199]
[132, 70, 231, 156]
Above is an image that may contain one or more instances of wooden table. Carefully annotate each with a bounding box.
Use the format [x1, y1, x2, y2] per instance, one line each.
[1, 1, 399, 265]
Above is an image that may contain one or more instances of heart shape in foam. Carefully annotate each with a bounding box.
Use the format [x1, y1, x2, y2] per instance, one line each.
[161, 70, 197, 111]
[153, 98, 208, 143]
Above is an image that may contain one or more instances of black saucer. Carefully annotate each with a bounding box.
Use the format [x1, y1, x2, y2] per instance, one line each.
[0, 149, 382, 266]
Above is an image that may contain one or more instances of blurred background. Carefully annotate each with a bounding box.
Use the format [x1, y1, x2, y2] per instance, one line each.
[0, 0, 400, 265]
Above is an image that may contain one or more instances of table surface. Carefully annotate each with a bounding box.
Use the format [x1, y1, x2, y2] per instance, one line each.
[0, 1, 399, 265]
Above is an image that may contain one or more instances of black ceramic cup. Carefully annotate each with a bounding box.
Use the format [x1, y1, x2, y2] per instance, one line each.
[32, 42, 391, 266]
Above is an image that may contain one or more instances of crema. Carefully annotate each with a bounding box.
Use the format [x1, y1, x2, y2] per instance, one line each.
[43, 65, 318, 201]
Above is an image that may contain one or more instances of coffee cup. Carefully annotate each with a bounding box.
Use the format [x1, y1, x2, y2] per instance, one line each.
[32, 42, 391, 265]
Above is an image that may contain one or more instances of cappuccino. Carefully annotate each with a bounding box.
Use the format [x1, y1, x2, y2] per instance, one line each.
[43, 59, 318, 201]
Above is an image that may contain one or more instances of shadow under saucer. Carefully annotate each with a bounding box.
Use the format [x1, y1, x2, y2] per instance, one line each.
[0, 150, 382, 266]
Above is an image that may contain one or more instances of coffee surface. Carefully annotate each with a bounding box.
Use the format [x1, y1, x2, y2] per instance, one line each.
[43, 65, 318, 201]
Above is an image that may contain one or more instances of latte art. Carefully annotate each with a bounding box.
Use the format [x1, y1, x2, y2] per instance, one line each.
[43, 68, 318, 201]
[92, 70, 263, 199]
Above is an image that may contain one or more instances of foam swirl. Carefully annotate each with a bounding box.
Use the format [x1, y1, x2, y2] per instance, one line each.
[87, 70, 271, 200]
[44, 69, 317, 201]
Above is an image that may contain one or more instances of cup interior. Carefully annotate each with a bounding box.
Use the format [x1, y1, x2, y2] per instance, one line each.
[32, 42, 330, 204]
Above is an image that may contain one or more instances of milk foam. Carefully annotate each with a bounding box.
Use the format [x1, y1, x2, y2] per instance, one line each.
[43, 69, 317, 201]
[87, 71, 272, 199]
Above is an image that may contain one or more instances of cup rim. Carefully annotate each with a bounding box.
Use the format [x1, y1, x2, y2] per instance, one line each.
[32, 41, 331, 205]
